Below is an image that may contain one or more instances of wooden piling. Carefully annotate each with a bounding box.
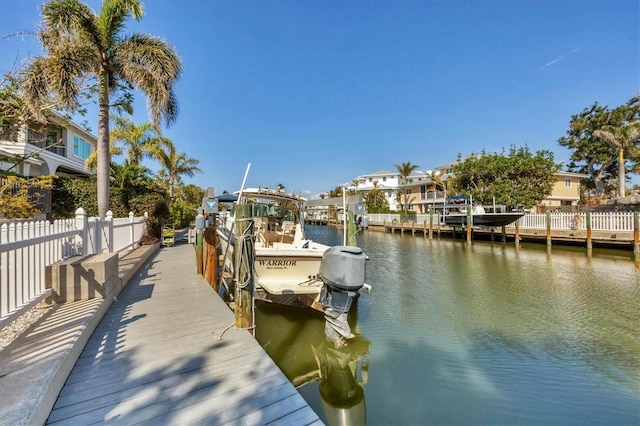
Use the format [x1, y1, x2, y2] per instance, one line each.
[634, 212, 640, 261]
[466, 208, 472, 244]
[501, 225, 506, 242]
[514, 219, 520, 248]
[234, 205, 255, 335]
[204, 218, 218, 290]
[195, 228, 203, 275]
[586, 212, 592, 252]
[429, 211, 433, 240]
[546, 212, 552, 248]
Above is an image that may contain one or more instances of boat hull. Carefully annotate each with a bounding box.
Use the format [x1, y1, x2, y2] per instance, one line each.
[444, 213, 525, 227]
[217, 228, 328, 308]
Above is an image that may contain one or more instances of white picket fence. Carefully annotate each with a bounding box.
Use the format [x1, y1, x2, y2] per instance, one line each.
[513, 212, 635, 231]
[368, 212, 636, 232]
[0, 208, 147, 328]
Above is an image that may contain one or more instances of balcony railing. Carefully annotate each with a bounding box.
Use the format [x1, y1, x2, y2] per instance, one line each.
[27, 140, 67, 157]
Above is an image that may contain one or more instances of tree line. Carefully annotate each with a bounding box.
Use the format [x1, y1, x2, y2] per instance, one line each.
[1, 0, 204, 233]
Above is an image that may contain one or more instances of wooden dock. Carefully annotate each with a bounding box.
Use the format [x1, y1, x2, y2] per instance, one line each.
[379, 222, 636, 250]
[46, 243, 322, 425]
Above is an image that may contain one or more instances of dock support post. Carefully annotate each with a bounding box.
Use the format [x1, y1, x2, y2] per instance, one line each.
[204, 214, 218, 290]
[515, 219, 520, 248]
[634, 212, 640, 262]
[195, 209, 205, 275]
[234, 204, 255, 335]
[466, 208, 472, 245]
[429, 211, 433, 240]
[546, 211, 552, 249]
[586, 212, 593, 255]
[501, 225, 506, 242]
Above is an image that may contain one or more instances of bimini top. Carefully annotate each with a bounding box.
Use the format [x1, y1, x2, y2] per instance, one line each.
[234, 187, 308, 203]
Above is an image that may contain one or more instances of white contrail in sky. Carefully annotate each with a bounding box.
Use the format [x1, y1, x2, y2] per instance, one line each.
[540, 55, 566, 69]
[539, 45, 585, 70]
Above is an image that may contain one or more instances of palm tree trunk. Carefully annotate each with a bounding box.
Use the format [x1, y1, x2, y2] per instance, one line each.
[97, 72, 110, 219]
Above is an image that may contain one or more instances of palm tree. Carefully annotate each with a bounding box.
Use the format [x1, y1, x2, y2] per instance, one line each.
[594, 122, 640, 197]
[394, 161, 420, 212]
[85, 116, 164, 170]
[110, 159, 152, 190]
[155, 140, 203, 200]
[110, 116, 165, 165]
[364, 180, 388, 213]
[21, 0, 182, 219]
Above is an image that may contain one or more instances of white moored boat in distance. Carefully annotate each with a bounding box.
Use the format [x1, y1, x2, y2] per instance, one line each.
[217, 186, 370, 345]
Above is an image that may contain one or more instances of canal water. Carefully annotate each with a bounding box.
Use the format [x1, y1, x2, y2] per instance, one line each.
[254, 225, 640, 425]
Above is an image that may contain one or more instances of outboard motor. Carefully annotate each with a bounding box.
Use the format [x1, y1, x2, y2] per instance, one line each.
[319, 246, 367, 347]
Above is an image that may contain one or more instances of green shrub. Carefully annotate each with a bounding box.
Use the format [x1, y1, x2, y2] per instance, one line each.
[169, 199, 195, 228]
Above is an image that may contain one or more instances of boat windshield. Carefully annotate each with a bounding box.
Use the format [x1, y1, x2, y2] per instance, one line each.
[250, 202, 299, 224]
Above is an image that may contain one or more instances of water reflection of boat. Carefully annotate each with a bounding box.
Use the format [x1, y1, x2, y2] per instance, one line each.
[255, 304, 370, 425]
[217, 187, 370, 345]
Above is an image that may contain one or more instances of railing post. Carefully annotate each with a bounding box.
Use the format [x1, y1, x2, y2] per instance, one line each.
[75, 207, 87, 255]
[105, 210, 114, 253]
[129, 211, 135, 251]
[143, 211, 149, 239]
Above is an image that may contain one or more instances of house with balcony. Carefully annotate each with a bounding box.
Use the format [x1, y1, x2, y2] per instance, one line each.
[348, 160, 588, 213]
[400, 160, 587, 212]
[351, 169, 403, 211]
[0, 112, 96, 178]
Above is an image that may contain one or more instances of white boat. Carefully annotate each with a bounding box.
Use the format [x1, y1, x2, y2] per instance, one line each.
[217, 187, 369, 345]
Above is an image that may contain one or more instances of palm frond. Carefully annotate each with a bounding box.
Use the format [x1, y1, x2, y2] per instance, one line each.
[114, 33, 182, 126]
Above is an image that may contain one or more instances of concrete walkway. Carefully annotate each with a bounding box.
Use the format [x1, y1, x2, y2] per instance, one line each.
[1, 242, 321, 425]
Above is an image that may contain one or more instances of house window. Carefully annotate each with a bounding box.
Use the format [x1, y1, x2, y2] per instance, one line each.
[28, 127, 65, 156]
[382, 176, 387, 182]
[73, 136, 91, 160]
[368, 177, 372, 182]
[405, 188, 412, 194]
[446, 168, 452, 174]
[565, 178, 571, 187]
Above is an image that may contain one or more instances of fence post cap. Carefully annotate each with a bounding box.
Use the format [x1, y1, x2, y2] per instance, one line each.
[129, 211, 134, 218]
[75, 207, 86, 216]
[106, 210, 113, 218]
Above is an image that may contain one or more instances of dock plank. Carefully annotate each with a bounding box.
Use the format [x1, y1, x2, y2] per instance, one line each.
[47, 243, 321, 425]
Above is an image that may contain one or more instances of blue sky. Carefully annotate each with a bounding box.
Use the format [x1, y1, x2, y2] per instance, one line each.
[1, 0, 638, 198]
